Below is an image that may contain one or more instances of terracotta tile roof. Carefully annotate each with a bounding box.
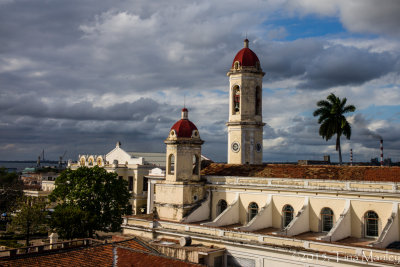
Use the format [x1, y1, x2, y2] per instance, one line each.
[115, 247, 202, 267]
[1, 238, 201, 267]
[1, 245, 113, 267]
[201, 163, 400, 182]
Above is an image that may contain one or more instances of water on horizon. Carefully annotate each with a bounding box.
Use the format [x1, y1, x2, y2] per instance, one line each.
[0, 161, 59, 172]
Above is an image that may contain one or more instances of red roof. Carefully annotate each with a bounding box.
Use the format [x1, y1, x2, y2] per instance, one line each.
[1, 238, 202, 267]
[201, 163, 400, 182]
[232, 47, 260, 67]
[171, 119, 198, 138]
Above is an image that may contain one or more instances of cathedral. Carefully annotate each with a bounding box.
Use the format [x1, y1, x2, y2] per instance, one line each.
[121, 39, 400, 266]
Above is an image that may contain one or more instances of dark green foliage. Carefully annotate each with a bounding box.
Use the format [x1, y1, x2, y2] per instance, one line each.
[51, 204, 90, 240]
[49, 166, 130, 239]
[0, 239, 24, 248]
[313, 93, 356, 164]
[8, 197, 48, 246]
[0, 168, 23, 214]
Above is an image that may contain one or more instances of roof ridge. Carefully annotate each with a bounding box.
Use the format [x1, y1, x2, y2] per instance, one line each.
[130, 237, 160, 254]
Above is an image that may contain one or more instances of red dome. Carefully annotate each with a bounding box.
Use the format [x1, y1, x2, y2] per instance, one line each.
[231, 39, 260, 67]
[232, 47, 260, 67]
[171, 119, 198, 138]
[170, 108, 198, 138]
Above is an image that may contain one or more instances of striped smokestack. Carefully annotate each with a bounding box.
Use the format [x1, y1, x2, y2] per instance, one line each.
[380, 139, 383, 167]
[350, 149, 353, 166]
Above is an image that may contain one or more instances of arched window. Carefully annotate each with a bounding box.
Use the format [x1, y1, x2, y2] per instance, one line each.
[321, 208, 334, 232]
[80, 158, 85, 166]
[283, 205, 294, 228]
[168, 154, 175, 174]
[255, 86, 261, 115]
[97, 157, 102, 166]
[232, 86, 240, 114]
[365, 211, 379, 237]
[88, 157, 94, 166]
[192, 154, 199, 175]
[217, 199, 227, 216]
[248, 202, 259, 222]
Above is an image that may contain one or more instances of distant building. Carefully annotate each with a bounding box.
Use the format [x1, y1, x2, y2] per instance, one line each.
[68, 142, 165, 215]
[20, 169, 60, 198]
[298, 155, 331, 165]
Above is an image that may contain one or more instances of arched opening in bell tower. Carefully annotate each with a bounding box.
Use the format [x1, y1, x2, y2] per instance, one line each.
[167, 154, 175, 174]
[255, 86, 261, 115]
[232, 86, 240, 114]
[192, 154, 200, 175]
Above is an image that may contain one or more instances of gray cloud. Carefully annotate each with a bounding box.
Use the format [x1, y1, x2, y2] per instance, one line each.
[352, 114, 382, 140]
[0, 0, 399, 163]
[0, 96, 174, 121]
[260, 40, 398, 89]
[284, 0, 400, 38]
[339, 0, 400, 37]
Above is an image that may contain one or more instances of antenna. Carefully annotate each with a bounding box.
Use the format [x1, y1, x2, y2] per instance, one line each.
[184, 93, 186, 108]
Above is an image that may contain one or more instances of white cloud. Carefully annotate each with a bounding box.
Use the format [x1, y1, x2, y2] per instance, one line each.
[0, 57, 35, 72]
[283, 0, 400, 37]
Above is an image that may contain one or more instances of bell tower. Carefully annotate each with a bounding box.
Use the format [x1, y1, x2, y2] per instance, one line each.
[154, 108, 205, 221]
[227, 39, 265, 164]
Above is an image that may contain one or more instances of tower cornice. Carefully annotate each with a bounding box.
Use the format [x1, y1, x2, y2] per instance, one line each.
[227, 68, 265, 77]
[226, 121, 266, 127]
[164, 139, 204, 145]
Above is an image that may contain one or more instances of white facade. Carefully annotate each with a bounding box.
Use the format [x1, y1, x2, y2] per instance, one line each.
[69, 142, 165, 215]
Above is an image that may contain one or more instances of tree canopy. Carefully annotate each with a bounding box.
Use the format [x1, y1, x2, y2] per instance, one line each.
[0, 168, 23, 215]
[49, 166, 130, 238]
[313, 93, 356, 164]
[8, 196, 48, 246]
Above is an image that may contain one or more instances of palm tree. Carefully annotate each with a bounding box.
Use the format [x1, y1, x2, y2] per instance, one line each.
[313, 93, 356, 165]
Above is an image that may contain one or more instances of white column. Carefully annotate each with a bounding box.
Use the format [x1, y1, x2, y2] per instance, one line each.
[147, 181, 154, 214]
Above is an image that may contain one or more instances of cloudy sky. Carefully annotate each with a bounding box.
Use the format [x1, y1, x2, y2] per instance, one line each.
[1, 0, 400, 163]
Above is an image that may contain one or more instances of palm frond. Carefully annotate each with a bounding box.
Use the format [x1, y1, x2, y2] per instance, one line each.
[340, 97, 347, 109]
[342, 105, 356, 114]
[313, 107, 330, 117]
[316, 100, 332, 109]
[343, 122, 352, 139]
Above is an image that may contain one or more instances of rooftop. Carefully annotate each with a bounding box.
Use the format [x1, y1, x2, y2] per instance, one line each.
[128, 152, 165, 167]
[0, 238, 202, 267]
[201, 163, 400, 182]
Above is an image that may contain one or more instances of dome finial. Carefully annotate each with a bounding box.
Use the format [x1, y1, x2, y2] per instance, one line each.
[244, 38, 249, 48]
[181, 107, 188, 120]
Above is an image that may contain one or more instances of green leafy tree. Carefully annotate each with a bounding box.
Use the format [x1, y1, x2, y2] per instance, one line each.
[51, 204, 90, 240]
[8, 197, 48, 246]
[313, 93, 356, 165]
[0, 168, 23, 215]
[49, 166, 130, 238]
